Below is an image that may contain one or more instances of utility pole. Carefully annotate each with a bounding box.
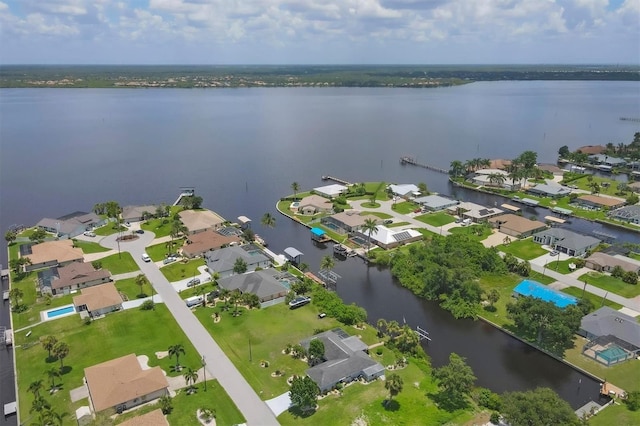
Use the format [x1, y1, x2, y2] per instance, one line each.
[201, 355, 207, 392]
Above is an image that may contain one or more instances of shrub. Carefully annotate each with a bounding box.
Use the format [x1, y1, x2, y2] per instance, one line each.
[140, 300, 155, 310]
[91, 260, 102, 270]
[625, 391, 640, 411]
[490, 412, 500, 425]
[475, 388, 502, 411]
[83, 316, 92, 326]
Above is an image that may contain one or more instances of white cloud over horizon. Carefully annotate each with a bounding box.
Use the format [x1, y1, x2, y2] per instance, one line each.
[0, 0, 638, 64]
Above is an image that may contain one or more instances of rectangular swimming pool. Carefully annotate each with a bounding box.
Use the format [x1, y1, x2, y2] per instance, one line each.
[45, 305, 75, 319]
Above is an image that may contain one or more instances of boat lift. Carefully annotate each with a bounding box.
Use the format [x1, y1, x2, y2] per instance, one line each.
[415, 326, 431, 341]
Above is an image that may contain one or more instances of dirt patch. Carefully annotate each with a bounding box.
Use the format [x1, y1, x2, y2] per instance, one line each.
[211, 314, 221, 324]
[155, 351, 169, 359]
[196, 409, 217, 426]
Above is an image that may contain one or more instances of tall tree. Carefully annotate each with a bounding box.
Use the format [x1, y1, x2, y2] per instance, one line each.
[320, 255, 334, 272]
[135, 273, 149, 297]
[261, 212, 276, 228]
[168, 344, 186, 371]
[233, 258, 248, 275]
[384, 373, 404, 405]
[8, 287, 23, 308]
[52, 342, 69, 372]
[289, 375, 320, 413]
[28, 380, 43, 399]
[307, 339, 325, 367]
[432, 353, 476, 409]
[501, 387, 579, 426]
[449, 160, 465, 178]
[30, 228, 47, 242]
[183, 367, 199, 394]
[46, 367, 60, 392]
[361, 218, 379, 251]
[41, 336, 58, 359]
[291, 182, 300, 200]
[4, 230, 17, 243]
[30, 396, 50, 414]
[487, 172, 506, 187]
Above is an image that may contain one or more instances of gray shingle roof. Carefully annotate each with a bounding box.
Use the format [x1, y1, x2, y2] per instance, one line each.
[217, 269, 288, 300]
[612, 205, 640, 220]
[580, 307, 640, 348]
[533, 228, 600, 251]
[205, 245, 269, 273]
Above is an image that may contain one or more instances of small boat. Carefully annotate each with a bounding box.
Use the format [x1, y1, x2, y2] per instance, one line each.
[254, 234, 268, 247]
[333, 244, 348, 255]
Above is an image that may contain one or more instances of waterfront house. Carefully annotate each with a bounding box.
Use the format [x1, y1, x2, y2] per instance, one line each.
[84, 354, 169, 413]
[73, 282, 123, 318]
[37, 211, 105, 239]
[527, 183, 571, 198]
[488, 214, 547, 238]
[388, 183, 420, 199]
[609, 205, 640, 225]
[414, 194, 458, 212]
[22, 240, 83, 272]
[356, 225, 422, 250]
[579, 307, 640, 366]
[178, 209, 225, 234]
[41, 261, 111, 296]
[584, 252, 640, 274]
[469, 169, 519, 191]
[301, 329, 385, 393]
[297, 194, 334, 215]
[313, 184, 348, 199]
[216, 269, 291, 304]
[532, 228, 600, 257]
[182, 229, 241, 258]
[448, 202, 504, 223]
[588, 154, 627, 168]
[321, 211, 380, 234]
[204, 245, 271, 278]
[576, 195, 626, 211]
[121, 205, 158, 222]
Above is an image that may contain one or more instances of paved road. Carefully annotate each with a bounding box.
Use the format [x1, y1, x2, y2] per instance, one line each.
[100, 233, 279, 425]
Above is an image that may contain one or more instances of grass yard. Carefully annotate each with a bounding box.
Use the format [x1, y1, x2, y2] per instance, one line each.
[12, 292, 76, 330]
[360, 211, 393, 219]
[560, 287, 622, 311]
[544, 258, 579, 275]
[161, 258, 206, 282]
[448, 225, 492, 241]
[415, 212, 455, 227]
[72, 239, 111, 254]
[146, 239, 184, 261]
[590, 401, 640, 426]
[391, 201, 417, 215]
[477, 273, 522, 327]
[361, 202, 381, 208]
[387, 221, 410, 228]
[98, 252, 140, 275]
[94, 221, 127, 236]
[114, 277, 149, 300]
[578, 272, 640, 298]
[497, 238, 548, 260]
[14, 305, 202, 424]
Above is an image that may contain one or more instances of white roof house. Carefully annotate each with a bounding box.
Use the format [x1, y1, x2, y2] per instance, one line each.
[313, 184, 348, 198]
[414, 195, 458, 211]
[389, 184, 420, 197]
[359, 225, 422, 249]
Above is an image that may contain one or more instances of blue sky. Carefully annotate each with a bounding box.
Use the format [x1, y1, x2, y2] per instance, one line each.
[1, 0, 638, 64]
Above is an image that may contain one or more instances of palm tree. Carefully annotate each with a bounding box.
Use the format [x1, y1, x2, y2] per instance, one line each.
[183, 367, 199, 394]
[320, 255, 334, 272]
[361, 218, 379, 251]
[589, 182, 601, 195]
[30, 396, 50, 414]
[449, 160, 465, 178]
[135, 273, 149, 297]
[261, 212, 276, 228]
[46, 367, 60, 392]
[41, 336, 58, 359]
[170, 220, 187, 241]
[52, 342, 69, 372]
[168, 344, 186, 371]
[42, 408, 68, 426]
[384, 373, 404, 405]
[28, 379, 43, 399]
[487, 173, 506, 187]
[8, 287, 23, 307]
[291, 182, 300, 200]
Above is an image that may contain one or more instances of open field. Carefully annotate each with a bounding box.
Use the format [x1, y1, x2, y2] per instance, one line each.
[72, 240, 111, 254]
[415, 212, 455, 227]
[578, 271, 640, 298]
[161, 258, 206, 282]
[98, 252, 140, 275]
[560, 287, 623, 311]
[497, 238, 548, 260]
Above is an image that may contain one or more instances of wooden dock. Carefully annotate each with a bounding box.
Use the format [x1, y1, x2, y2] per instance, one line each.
[400, 156, 448, 174]
[321, 175, 352, 186]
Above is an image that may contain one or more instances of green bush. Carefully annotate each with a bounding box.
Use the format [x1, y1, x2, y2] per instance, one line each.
[625, 391, 640, 411]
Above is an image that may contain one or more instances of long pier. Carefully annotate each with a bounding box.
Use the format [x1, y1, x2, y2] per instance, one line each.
[620, 117, 640, 123]
[400, 156, 448, 174]
[321, 175, 352, 186]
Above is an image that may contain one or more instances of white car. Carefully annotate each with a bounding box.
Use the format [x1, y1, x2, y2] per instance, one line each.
[141, 253, 151, 262]
[83, 231, 96, 237]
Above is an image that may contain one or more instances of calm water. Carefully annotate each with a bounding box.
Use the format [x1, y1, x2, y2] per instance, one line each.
[1, 82, 639, 411]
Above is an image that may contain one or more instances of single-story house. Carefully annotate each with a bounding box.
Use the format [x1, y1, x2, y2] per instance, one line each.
[321, 212, 380, 234]
[301, 329, 385, 393]
[84, 354, 169, 413]
[313, 184, 348, 199]
[182, 229, 241, 258]
[216, 269, 290, 304]
[469, 169, 520, 191]
[609, 205, 640, 225]
[584, 252, 640, 274]
[356, 226, 422, 250]
[588, 154, 627, 167]
[297, 194, 334, 215]
[117, 409, 169, 426]
[532, 228, 600, 257]
[37, 212, 105, 239]
[388, 183, 420, 199]
[22, 240, 84, 272]
[577, 145, 606, 155]
[73, 283, 123, 317]
[121, 205, 158, 222]
[527, 183, 571, 198]
[628, 181, 640, 193]
[178, 209, 225, 234]
[536, 164, 564, 175]
[44, 262, 112, 296]
[414, 195, 458, 212]
[448, 202, 504, 223]
[576, 195, 626, 210]
[488, 214, 547, 238]
[579, 306, 640, 364]
[204, 245, 271, 278]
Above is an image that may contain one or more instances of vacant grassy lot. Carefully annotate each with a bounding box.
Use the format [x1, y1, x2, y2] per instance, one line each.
[578, 271, 640, 298]
[161, 258, 206, 282]
[415, 212, 455, 227]
[146, 239, 184, 261]
[560, 287, 622, 311]
[114, 276, 150, 300]
[98, 252, 140, 275]
[392, 201, 417, 215]
[360, 211, 392, 219]
[94, 221, 127, 236]
[497, 238, 548, 260]
[477, 273, 521, 327]
[14, 305, 202, 423]
[544, 258, 579, 274]
[589, 401, 640, 426]
[448, 225, 492, 241]
[72, 239, 111, 254]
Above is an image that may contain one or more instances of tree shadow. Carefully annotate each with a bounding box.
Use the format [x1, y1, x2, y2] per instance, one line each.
[427, 391, 468, 412]
[381, 399, 400, 411]
[287, 406, 316, 419]
[59, 365, 72, 376]
[483, 305, 497, 313]
[45, 356, 57, 364]
[137, 293, 149, 299]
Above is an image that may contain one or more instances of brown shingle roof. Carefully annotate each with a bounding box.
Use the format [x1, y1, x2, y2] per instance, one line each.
[586, 253, 639, 273]
[85, 354, 169, 412]
[117, 409, 168, 426]
[299, 194, 333, 210]
[183, 229, 241, 256]
[53, 262, 111, 290]
[329, 212, 380, 228]
[489, 214, 546, 235]
[578, 195, 625, 208]
[577, 145, 606, 155]
[178, 210, 225, 233]
[73, 283, 122, 312]
[27, 240, 83, 265]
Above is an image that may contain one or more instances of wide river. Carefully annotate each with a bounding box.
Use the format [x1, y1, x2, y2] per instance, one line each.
[1, 81, 639, 412]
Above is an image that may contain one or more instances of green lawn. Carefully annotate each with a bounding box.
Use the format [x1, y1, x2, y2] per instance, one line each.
[415, 212, 455, 227]
[360, 211, 392, 219]
[146, 239, 184, 261]
[391, 201, 418, 215]
[98, 252, 140, 275]
[12, 292, 76, 330]
[448, 225, 493, 241]
[590, 401, 640, 426]
[497, 238, 548, 260]
[387, 221, 410, 228]
[544, 258, 579, 275]
[14, 305, 202, 424]
[578, 272, 640, 298]
[94, 221, 127, 236]
[114, 277, 149, 300]
[477, 273, 522, 327]
[161, 259, 206, 282]
[560, 287, 623, 311]
[72, 239, 111, 254]
[361, 202, 380, 208]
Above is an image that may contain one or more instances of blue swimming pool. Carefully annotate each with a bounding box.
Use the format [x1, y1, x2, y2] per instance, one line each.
[46, 305, 75, 319]
[513, 280, 577, 308]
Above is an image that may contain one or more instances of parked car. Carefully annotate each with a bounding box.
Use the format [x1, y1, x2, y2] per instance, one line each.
[141, 253, 151, 262]
[135, 229, 144, 234]
[550, 250, 559, 257]
[123, 222, 131, 227]
[383, 219, 393, 225]
[289, 296, 311, 309]
[162, 256, 177, 265]
[83, 231, 96, 237]
[187, 277, 201, 287]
